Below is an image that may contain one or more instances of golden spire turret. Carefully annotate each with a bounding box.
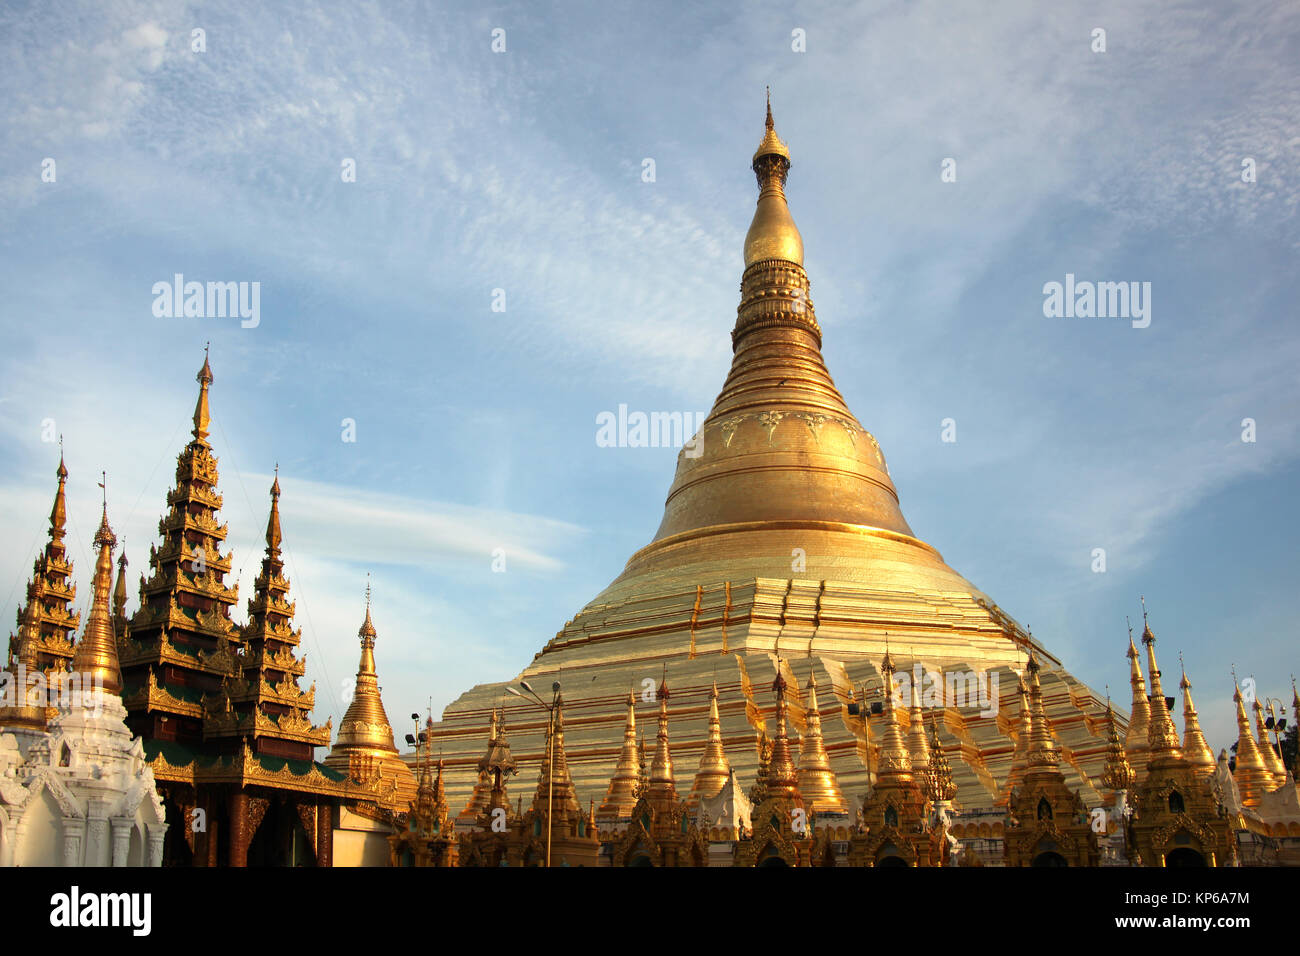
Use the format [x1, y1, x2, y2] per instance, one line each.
[795, 669, 847, 814]
[763, 662, 800, 800]
[748, 731, 772, 805]
[647, 677, 678, 808]
[1252, 695, 1288, 786]
[325, 581, 416, 807]
[876, 649, 913, 776]
[599, 692, 642, 819]
[1231, 676, 1270, 809]
[906, 671, 932, 774]
[71, 481, 122, 695]
[332, 585, 399, 756]
[743, 89, 803, 268]
[1139, 604, 1181, 760]
[193, 343, 213, 440]
[532, 693, 580, 815]
[265, 466, 283, 553]
[1024, 651, 1060, 770]
[926, 718, 957, 803]
[1124, 620, 1151, 770]
[1178, 660, 1215, 774]
[634, 87, 920, 559]
[1100, 697, 1135, 792]
[457, 709, 498, 825]
[111, 547, 129, 639]
[8, 449, 80, 675]
[634, 731, 648, 799]
[218, 475, 329, 760]
[123, 350, 246, 755]
[1002, 671, 1032, 802]
[688, 683, 731, 811]
[480, 709, 518, 819]
[51, 447, 68, 542]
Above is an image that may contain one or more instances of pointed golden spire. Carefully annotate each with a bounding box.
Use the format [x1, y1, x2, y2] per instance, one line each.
[647, 675, 679, 807]
[1001, 669, 1032, 803]
[533, 693, 580, 815]
[749, 730, 772, 804]
[458, 709, 499, 824]
[1124, 618, 1151, 766]
[926, 718, 957, 803]
[71, 480, 122, 695]
[1139, 602, 1181, 758]
[1100, 696, 1136, 792]
[763, 660, 801, 800]
[795, 669, 847, 813]
[193, 344, 213, 440]
[50, 441, 68, 544]
[480, 707, 518, 820]
[743, 89, 802, 267]
[599, 692, 642, 819]
[688, 682, 732, 810]
[1024, 651, 1060, 770]
[635, 730, 649, 799]
[1178, 658, 1215, 773]
[1231, 675, 1270, 809]
[876, 649, 912, 776]
[1252, 693, 1288, 785]
[9, 448, 82, 676]
[906, 666, 932, 772]
[332, 583, 398, 755]
[111, 546, 129, 634]
[265, 465, 282, 553]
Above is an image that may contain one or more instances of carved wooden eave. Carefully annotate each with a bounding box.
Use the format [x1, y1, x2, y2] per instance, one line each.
[165, 482, 222, 513]
[241, 644, 305, 676]
[245, 592, 295, 619]
[40, 632, 75, 656]
[157, 508, 227, 541]
[124, 672, 205, 719]
[203, 709, 330, 747]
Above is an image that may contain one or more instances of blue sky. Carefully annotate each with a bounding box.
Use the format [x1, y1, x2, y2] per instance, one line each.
[1, 0, 1296, 752]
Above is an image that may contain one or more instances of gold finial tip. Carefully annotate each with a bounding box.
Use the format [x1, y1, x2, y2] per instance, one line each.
[358, 595, 377, 641]
[765, 86, 773, 130]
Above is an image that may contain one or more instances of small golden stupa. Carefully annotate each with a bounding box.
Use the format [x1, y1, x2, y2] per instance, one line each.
[324, 584, 417, 810]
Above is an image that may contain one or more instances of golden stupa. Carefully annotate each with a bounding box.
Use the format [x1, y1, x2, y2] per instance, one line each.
[424, 95, 1117, 817]
[324, 585, 418, 810]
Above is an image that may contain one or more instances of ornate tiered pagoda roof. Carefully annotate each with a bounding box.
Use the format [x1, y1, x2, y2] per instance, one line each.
[122, 351, 242, 749]
[7, 451, 80, 674]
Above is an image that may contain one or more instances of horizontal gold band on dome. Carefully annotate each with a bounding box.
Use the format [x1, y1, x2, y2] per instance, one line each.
[630, 519, 945, 566]
[661, 461, 900, 508]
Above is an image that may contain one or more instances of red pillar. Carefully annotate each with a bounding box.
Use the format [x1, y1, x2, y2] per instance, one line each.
[315, 801, 332, 868]
[228, 790, 249, 868]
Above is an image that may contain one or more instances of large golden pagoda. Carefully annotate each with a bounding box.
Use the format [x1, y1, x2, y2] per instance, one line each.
[424, 95, 1118, 831]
